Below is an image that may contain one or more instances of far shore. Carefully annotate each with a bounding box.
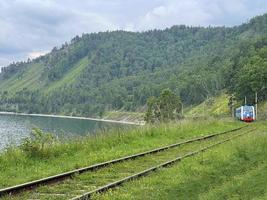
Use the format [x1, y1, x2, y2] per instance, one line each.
[0, 111, 145, 126]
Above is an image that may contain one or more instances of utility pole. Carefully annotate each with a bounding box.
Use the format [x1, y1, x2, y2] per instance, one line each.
[255, 92, 258, 120]
[245, 96, 247, 105]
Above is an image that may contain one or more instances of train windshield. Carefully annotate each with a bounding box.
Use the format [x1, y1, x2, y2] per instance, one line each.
[243, 106, 253, 117]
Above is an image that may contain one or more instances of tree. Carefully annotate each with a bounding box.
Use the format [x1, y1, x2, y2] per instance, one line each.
[144, 96, 160, 123]
[1, 14, 267, 117]
[145, 89, 182, 123]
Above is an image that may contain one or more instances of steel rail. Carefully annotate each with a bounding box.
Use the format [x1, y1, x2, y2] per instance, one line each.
[71, 128, 255, 200]
[0, 125, 247, 197]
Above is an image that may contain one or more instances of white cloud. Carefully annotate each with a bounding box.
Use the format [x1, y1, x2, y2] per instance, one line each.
[138, 1, 213, 30]
[0, 0, 266, 67]
[137, 0, 267, 29]
[28, 51, 49, 59]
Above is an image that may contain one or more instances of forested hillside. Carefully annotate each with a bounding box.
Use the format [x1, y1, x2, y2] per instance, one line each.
[0, 14, 266, 117]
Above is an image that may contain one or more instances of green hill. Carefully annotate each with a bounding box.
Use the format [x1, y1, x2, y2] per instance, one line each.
[0, 14, 267, 117]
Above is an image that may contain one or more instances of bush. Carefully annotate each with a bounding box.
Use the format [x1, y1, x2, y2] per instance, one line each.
[20, 128, 57, 158]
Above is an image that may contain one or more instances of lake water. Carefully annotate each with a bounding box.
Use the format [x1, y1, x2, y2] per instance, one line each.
[0, 114, 126, 151]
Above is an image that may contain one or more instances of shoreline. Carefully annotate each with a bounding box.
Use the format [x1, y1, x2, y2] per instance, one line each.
[0, 111, 145, 126]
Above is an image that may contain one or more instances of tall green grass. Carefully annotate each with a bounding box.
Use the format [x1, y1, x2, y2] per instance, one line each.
[0, 118, 241, 188]
[97, 122, 267, 200]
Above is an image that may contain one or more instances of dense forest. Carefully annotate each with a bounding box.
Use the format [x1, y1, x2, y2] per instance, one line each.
[0, 14, 266, 117]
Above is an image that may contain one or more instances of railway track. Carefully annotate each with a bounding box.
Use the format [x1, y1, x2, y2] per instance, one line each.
[0, 125, 252, 200]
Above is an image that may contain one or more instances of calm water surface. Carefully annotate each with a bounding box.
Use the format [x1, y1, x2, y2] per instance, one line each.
[0, 114, 126, 151]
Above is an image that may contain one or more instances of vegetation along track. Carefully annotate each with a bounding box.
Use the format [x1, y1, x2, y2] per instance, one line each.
[0, 125, 253, 200]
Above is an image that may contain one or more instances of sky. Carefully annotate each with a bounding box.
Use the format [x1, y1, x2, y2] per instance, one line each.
[0, 0, 267, 68]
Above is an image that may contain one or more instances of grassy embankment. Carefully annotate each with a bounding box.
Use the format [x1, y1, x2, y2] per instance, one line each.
[97, 121, 267, 200]
[186, 93, 267, 119]
[185, 93, 230, 117]
[0, 118, 240, 188]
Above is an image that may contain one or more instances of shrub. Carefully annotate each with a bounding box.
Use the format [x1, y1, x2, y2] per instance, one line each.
[20, 128, 57, 158]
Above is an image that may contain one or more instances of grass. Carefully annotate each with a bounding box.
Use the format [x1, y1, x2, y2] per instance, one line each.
[44, 56, 89, 93]
[0, 57, 89, 95]
[96, 121, 267, 200]
[0, 63, 44, 93]
[7, 125, 250, 200]
[185, 93, 230, 117]
[0, 118, 241, 188]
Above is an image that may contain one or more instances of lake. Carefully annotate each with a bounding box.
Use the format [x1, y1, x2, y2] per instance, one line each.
[0, 113, 127, 151]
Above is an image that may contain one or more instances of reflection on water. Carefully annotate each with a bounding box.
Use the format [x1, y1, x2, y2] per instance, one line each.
[0, 114, 126, 150]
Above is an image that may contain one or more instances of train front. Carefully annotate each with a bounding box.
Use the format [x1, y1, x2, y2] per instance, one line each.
[242, 106, 255, 122]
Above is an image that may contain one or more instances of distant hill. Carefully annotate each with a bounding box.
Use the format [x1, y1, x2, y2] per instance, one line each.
[0, 14, 267, 117]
